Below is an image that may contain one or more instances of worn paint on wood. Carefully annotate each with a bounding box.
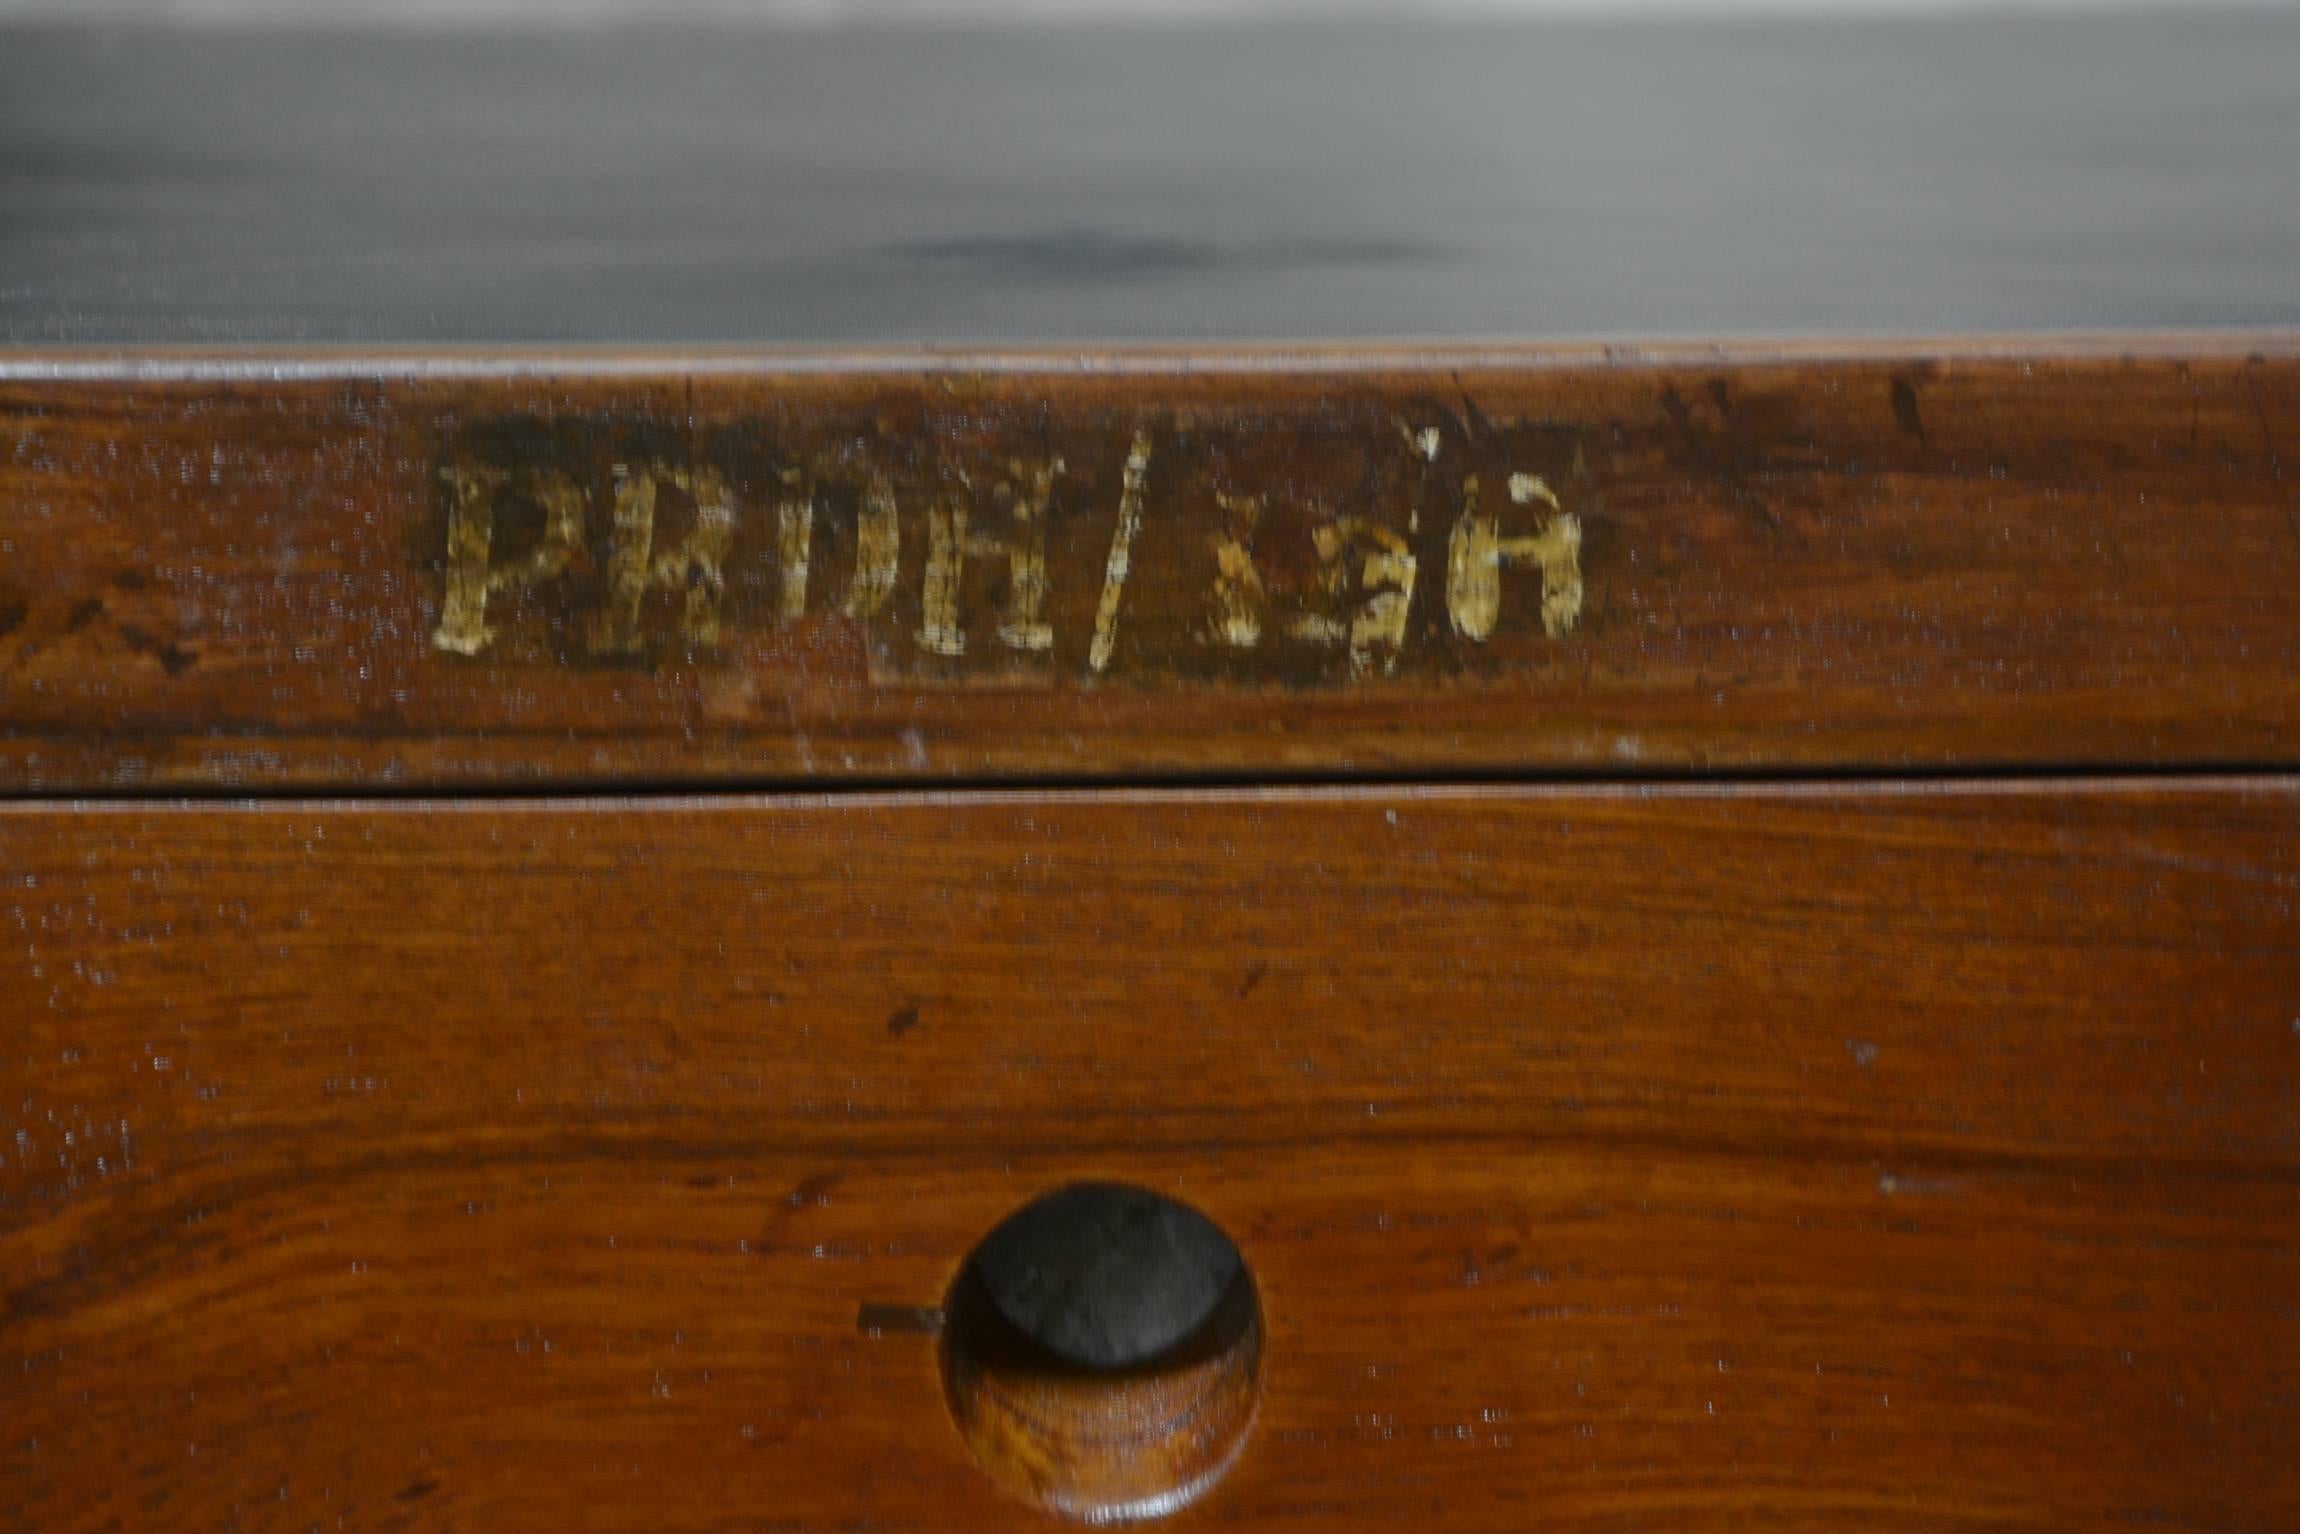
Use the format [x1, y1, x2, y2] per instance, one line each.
[1, 342, 2298, 787]
[431, 405, 1582, 679]
[1, 782, 2295, 1530]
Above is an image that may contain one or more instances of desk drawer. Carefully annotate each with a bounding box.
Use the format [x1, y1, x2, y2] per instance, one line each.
[5, 782, 2295, 1531]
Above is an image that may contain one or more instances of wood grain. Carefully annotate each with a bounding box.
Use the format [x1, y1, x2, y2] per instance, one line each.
[4, 341, 2299, 789]
[4, 781, 2295, 1530]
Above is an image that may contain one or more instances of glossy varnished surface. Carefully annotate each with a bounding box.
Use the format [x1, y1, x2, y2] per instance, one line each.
[2, 782, 2296, 1530]
[2, 11, 2298, 344]
[3, 345, 2298, 787]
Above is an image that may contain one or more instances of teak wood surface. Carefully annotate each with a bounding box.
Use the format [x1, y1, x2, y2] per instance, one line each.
[3, 783, 2296, 1531]
[3, 342, 2297, 790]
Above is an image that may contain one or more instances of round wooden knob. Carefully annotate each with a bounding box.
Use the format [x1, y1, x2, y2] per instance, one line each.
[942, 1184, 1262, 1522]
[972, 1182, 1242, 1370]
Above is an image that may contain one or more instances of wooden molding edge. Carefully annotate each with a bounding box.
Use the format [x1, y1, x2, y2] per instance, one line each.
[2, 341, 2296, 787]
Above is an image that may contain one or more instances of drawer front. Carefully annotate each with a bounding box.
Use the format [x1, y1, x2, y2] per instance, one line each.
[4, 782, 2296, 1531]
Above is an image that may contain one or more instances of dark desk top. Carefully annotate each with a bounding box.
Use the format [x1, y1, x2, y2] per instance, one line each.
[3, 10, 2297, 346]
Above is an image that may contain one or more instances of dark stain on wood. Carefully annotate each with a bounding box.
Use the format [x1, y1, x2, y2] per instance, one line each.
[116, 624, 197, 677]
[1890, 375, 1927, 440]
[855, 1303, 947, 1337]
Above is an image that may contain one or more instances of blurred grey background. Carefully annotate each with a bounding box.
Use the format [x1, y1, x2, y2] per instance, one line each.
[0, 0, 2278, 19]
[2, 0, 2294, 344]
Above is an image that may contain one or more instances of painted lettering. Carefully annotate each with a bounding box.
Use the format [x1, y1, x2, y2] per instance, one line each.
[433, 407, 1589, 680]
[430, 464, 586, 657]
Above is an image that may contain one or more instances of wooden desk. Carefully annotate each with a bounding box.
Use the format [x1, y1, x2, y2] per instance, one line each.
[2, 13, 2296, 1531]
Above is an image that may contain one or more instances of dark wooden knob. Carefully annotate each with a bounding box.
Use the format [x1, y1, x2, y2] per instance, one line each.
[970, 1182, 1243, 1370]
